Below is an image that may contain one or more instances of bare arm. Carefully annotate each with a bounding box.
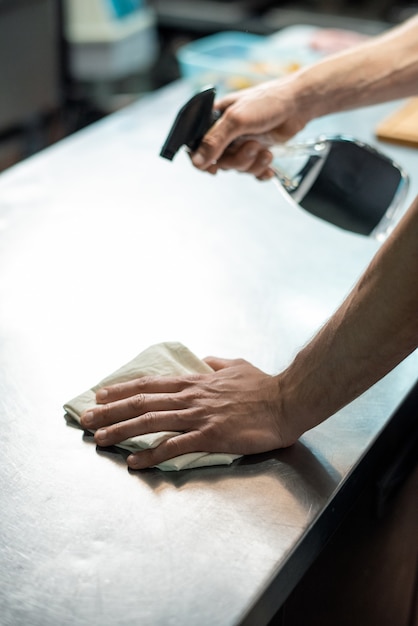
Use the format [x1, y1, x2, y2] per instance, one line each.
[301, 15, 418, 117]
[191, 15, 418, 177]
[279, 194, 418, 438]
[80, 196, 418, 469]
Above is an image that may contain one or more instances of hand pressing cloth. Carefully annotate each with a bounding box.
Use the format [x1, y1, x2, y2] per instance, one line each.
[63, 342, 242, 471]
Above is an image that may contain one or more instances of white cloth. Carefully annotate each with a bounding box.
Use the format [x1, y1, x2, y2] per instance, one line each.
[63, 342, 242, 471]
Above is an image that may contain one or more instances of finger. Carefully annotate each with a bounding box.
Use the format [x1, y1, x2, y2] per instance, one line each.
[187, 150, 218, 175]
[126, 431, 208, 470]
[217, 141, 270, 173]
[247, 149, 273, 176]
[257, 167, 276, 182]
[94, 409, 194, 447]
[240, 148, 273, 177]
[191, 113, 246, 170]
[206, 162, 219, 175]
[81, 391, 185, 430]
[95, 374, 198, 404]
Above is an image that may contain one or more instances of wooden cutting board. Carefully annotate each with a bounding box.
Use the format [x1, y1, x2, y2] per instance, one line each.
[375, 97, 418, 148]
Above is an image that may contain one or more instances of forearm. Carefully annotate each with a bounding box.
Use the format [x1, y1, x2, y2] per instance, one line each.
[192, 16, 418, 173]
[80, 191, 418, 469]
[295, 15, 418, 123]
[279, 195, 418, 439]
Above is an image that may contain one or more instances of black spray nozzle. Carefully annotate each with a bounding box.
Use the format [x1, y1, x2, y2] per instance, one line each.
[160, 86, 220, 161]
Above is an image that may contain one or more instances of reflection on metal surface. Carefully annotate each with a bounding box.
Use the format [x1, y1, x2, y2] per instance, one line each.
[1, 80, 418, 626]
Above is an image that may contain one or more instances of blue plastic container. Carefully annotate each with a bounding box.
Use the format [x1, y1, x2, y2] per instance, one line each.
[176, 31, 268, 90]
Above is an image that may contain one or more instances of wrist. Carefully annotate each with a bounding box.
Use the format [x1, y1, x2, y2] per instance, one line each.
[291, 60, 347, 122]
[273, 370, 310, 447]
[274, 339, 340, 444]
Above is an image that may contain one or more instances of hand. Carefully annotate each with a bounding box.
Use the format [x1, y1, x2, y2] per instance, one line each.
[191, 75, 311, 178]
[202, 138, 276, 182]
[80, 356, 296, 470]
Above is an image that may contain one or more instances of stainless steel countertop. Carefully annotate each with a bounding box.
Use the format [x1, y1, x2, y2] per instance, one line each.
[1, 79, 417, 626]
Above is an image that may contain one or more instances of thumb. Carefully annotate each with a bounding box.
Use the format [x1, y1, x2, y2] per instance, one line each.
[203, 356, 235, 371]
[191, 113, 243, 170]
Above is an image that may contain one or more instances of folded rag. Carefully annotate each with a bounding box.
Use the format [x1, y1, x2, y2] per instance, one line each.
[63, 342, 242, 471]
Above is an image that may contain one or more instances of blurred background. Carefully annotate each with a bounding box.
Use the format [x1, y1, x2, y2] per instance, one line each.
[0, 0, 417, 172]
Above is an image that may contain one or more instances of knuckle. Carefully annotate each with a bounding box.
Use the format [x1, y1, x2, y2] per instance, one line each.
[223, 106, 247, 131]
[108, 382, 123, 396]
[110, 421, 125, 441]
[235, 153, 253, 171]
[182, 373, 203, 387]
[179, 388, 202, 409]
[200, 426, 217, 448]
[231, 357, 247, 366]
[97, 402, 112, 421]
[127, 393, 146, 413]
[259, 149, 273, 165]
[141, 411, 157, 432]
[135, 375, 153, 388]
[245, 139, 260, 151]
[200, 133, 219, 152]
[164, 436, 184, 458]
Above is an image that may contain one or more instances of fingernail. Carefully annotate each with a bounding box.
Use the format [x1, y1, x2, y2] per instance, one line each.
[96, 389, 108, 402]
[82, 411, 94, 427]
[247, 149, 257, 158]
[192, 152, 205, 167]
[96, 429, 108, 444]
